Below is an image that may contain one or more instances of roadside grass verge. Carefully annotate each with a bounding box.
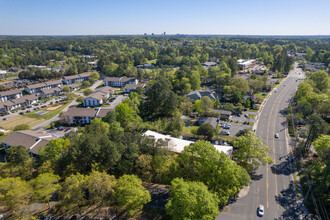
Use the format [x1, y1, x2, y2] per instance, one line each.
[182, 126, 199, 137]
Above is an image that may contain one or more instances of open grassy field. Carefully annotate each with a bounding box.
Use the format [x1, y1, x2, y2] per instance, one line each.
[0, 116, 45, 130]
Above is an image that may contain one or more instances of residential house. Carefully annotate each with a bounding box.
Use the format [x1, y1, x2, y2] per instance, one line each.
[202, 62, 217, 69]
[83, 92, 107, 107]
[83, 86, 114, 107]
[143, 130, 233, 158]
[214, 110, 232, 120]
[62, 72, 91, 84]
[197, 117, 219, 130]
[187, 90, 218, 100]
[0, 94, 39, 112]
[40, 87, 62, 98]
[1, 130, 57, 157]
[124, 84, 145, 93]
[136, 64, 153, 69]
[62, 107, 112, 125]
[237, 59, 256, 70]
[24, 79, 62, 94]
[0, 70, 7, 75]
[104, 77, 138, 87]
[0, 89, 23, 103]
[9, 67, 23, 73]
[94, 86, 115, 97]
[63, 83, 81, 91]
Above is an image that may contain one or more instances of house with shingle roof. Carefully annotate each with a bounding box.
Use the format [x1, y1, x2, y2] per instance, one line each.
[0, 89, 23, 103]
[0, 94, 39, 112]
[187, 90, 218, 100]
[24, 79, 63, 94]
[62, 107, 112, 125]
[104, 77, 138, 87]
[40, 87, 62, 98]
[62, 72, 91, 84]
[1, 130, 57, 156]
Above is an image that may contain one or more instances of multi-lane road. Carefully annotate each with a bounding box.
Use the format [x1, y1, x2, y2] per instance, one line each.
[218, 64, 307, 220]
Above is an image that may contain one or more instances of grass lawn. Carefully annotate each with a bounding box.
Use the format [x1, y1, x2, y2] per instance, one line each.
[24, 102, 70, 120]
[0, 135, 8, 141]
[216, 135, 236, 142]
[248, 114, 256, 119]
[146, 59, 157, 64]
[249, 108, 258, 112]
[182, 126, 199, 137]
[255, 92, 267, 99]
[0, 116, 45, 130]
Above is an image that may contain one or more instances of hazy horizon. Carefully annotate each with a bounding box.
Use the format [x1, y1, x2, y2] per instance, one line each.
[1, 0, 330, 35]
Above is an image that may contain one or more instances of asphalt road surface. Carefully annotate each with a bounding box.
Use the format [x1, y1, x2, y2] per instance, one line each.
[217, 64, 307, 220]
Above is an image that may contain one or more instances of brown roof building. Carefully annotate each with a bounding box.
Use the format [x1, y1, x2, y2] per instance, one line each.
[1, 130, 57, 156]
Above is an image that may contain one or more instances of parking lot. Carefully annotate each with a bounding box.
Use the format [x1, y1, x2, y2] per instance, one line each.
[219, 121, 253, 137]
[231, 114, 257, 123]
[105, 94, 129, 110]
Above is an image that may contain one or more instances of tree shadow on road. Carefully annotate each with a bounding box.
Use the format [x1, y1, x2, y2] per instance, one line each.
[270, 156, 293, 176]
[274, 181, 309, 220]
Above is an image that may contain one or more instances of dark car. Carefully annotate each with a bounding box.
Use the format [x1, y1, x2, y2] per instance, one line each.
[26, 110, 31, 113]
[19, 112, 24, 115]
[64, 127, 71, 132]
[2, 118, 7, 120]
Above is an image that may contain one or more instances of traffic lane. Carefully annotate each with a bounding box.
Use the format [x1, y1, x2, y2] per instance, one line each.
[269, 77, 301, 218]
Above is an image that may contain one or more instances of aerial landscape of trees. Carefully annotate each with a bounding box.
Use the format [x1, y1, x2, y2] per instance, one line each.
[0, 35, 329, 219]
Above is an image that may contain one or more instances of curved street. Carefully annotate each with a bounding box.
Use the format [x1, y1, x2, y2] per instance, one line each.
[218, 64, 307, 219]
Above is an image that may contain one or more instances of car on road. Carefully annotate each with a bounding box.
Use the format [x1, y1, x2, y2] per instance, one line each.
[2, 118, 7, 121]
[275, 133, 279, 138]
[258, 204, 264, 216]
[222, 131, 230, 135]
[64, 127, 71, 132]
[284, 84, 286, 86]
[26, 110, 30, 113]
[19, 112, 24, 115]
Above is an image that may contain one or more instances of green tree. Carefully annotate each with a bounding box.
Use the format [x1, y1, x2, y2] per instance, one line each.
[89, 71, 100, 82]
[0, 177, 32, 211]
[114, 174, 151, 216]
[82, 80, 91, 88]
[179, 140, 250, 205]
[29, 172, 61, 209]
[308, 70, 329, 92]
[166, 178, 219, 220]
[85, 170, 116, 205]
[233, 131, 273, 173]
[136, 154, 153, 182]
[197, 123, 215, 139]
[62, 87, 71, 93]
[83, 88, 93, 96]
[13, 124, 31, 131]
[200, 96, 214, 114]
[189, 71, 201, 90]
[7, 145, 30, 165]
[59, 173, 86, 207]
[39, 138, 71, 163]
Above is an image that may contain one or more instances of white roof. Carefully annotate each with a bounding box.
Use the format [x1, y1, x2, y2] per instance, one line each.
[143, 130, 233, 157]
[237, 59, 256, 65]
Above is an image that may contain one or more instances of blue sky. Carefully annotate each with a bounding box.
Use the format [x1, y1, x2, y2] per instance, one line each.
[0, 0, 329, 35]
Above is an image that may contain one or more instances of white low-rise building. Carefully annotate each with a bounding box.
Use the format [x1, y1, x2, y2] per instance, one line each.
[143, 130, 233, 157]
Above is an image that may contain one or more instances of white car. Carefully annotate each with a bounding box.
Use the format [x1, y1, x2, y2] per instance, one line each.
[258, 204, 264, 216]
[275, 133, 279, 138]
